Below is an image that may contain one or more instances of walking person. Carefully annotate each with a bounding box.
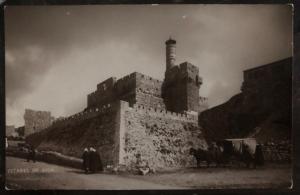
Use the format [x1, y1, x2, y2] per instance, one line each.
[82, 148, 90, 174]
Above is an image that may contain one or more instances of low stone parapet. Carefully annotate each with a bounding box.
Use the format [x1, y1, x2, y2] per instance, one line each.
[6, 147, 82, 169]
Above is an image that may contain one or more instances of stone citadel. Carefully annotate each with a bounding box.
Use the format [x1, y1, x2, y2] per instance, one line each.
[87, 38, 207, 113]
[26, 38, 291, 169]
[27, 38, 209, 169]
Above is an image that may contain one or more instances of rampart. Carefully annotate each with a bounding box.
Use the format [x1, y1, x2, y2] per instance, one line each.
[53, 100, 198, 126]
[52, 103, 115, 126]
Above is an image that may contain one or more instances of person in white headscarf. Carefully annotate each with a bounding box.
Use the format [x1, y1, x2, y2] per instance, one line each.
[82, 148, 90, 174]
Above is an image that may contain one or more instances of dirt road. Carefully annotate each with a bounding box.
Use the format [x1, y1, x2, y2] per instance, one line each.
[6, 157, 292, 190]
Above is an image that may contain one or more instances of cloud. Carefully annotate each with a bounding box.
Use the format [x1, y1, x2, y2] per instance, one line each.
[5, 46, 50, 104]
[5, 5, 292, 126]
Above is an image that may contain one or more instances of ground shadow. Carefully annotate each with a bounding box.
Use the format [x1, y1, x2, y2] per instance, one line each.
[66, 170, 87, 174]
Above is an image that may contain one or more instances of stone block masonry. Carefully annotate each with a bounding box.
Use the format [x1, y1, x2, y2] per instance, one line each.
[87, 72, 167, 110]
[121, 101, 206, 169]
[27, 100, 206, 169]
[163, 62, 202, 112]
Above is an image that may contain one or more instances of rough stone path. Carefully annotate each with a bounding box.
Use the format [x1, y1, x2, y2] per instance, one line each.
[6, 157, 292, 190]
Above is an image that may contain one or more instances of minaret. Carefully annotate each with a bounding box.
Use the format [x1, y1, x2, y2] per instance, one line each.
[165, 37, 176, 71]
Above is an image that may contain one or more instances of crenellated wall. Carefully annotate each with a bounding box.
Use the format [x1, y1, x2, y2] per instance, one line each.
[52, 101, 198, 131]
[87, 72, 167, 110]
[52, 103, 115, 126]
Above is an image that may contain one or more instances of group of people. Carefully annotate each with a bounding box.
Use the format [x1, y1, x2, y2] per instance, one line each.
[82, 147, 103, 174]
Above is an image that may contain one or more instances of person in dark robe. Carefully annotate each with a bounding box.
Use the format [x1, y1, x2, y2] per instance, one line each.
[96, 150, 103, 172]
[31, 146, 36, 163]
[82, 148, 90, 174]
[89, 147, 96, 173]
[26, 144, 31, 162]
[89, 147, 97, 173]
[255, 144, 265, 166]
[26, 145, 36, 163]
[89, 147, 103, 173]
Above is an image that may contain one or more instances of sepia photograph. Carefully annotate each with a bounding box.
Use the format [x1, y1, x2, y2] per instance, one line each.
[5, 4, 292, 190]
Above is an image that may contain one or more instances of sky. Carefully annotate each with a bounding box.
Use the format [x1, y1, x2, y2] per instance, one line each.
[5, 4, 292, 127]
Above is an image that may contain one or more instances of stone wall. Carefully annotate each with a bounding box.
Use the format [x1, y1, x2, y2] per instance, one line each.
[135, 92, 166, 110]
[24, 109, 54, 137]
[121, 102, 207, 169]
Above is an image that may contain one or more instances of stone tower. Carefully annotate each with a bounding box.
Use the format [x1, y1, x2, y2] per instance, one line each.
[24, 109, 54, 136]
[165, 38, 176, 71]
[163, 38, 202, 113]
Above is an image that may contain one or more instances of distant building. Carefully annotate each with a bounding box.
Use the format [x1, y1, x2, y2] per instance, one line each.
[24, 109, 54, 136]
[6, 125, 15, 137]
